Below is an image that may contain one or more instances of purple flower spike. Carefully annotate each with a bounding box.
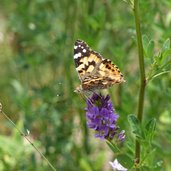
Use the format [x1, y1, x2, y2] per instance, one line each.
[85, 93, 125, 141]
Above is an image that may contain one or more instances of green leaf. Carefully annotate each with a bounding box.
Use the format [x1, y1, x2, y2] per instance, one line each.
[146, 118, 156, 132]
[150, 71, 170, 81]
[161, 49, 171, 64]
[79, 158, 92, 171]
[106, 140, 120, 153]
[142, 35, 149, 58]
[128, 114, 142, 138]
[161, 38, 170, 53]
[142, 35, 154, 59]
[145, 118, 156, 142]
[147, 40, 154, 59]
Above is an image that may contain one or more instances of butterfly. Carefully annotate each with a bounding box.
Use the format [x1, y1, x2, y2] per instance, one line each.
[74, 40, 125, 93]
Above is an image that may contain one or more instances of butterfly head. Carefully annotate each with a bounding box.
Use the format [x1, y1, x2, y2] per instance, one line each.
[74, 85, 83, 94]
[74, 85, 96, 100]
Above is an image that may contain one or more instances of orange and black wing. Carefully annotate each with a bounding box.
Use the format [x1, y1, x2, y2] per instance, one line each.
[74, 39, 125, 91]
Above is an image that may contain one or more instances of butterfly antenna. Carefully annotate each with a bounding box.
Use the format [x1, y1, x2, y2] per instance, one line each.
[79, 92, 87, 102]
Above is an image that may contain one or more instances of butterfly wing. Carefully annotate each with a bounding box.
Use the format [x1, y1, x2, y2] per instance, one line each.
[74, 40, 102, 81]
[82, 59, 125, 90]
[74, 40, 125, 91]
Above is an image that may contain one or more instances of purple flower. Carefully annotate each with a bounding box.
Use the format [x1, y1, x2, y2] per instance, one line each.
[118, 130, 126, 142]
[85, 93, 125, 141]
[109, 159, 128, 171]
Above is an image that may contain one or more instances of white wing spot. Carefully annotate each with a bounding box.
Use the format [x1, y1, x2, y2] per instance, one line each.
[74, 52, 82, 59]
[74, 53, 79, 59]
[74, 45, 78, 49]
[78, 52, 82, 57]
[78, 45, 81, 47]
[74, 54, 78, 59]
[83, 49, 86, 53]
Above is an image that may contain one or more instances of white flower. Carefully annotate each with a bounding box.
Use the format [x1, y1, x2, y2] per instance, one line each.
[109, 159, 128, 171]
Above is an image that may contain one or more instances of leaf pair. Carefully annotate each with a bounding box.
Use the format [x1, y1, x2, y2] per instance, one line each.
[143, 36, 171, 82]
[128, 114, 156, 143]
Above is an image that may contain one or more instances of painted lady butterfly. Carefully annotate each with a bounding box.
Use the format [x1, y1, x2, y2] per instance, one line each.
[74, 40, 125, 93]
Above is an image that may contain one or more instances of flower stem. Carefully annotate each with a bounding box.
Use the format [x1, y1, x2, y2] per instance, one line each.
[133, 0, 146, 166]
[0, 103, 56, 171]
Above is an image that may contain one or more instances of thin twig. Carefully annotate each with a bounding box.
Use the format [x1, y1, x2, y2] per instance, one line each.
[0, 102, 56, 171]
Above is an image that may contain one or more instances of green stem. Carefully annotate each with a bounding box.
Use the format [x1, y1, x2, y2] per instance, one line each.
[133, 0, 146, 166]
[0, 105, 56, 171]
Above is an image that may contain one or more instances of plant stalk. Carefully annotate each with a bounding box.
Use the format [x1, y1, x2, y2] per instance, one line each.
[133, 0, 146, 166]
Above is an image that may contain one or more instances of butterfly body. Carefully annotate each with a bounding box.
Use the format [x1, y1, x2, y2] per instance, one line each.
[74, 40, 125, 93]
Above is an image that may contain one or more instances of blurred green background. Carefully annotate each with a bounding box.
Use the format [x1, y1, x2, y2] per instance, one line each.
[0, 0, 171, 171]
